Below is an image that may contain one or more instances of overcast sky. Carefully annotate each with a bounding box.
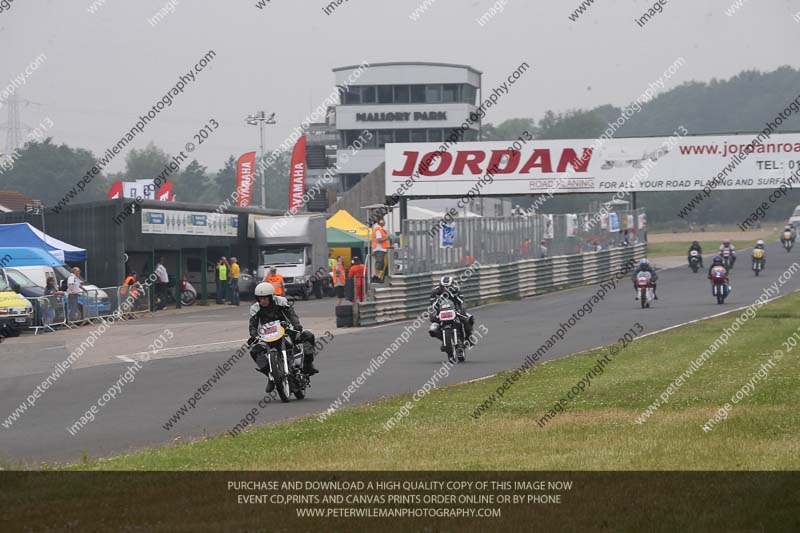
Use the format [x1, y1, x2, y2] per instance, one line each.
[1, 0, 798, 174]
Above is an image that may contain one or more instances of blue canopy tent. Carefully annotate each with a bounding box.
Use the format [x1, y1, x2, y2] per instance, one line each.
[0, 223, 86, 263]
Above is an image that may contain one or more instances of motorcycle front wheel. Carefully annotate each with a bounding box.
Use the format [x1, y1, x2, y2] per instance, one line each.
[443, 327, 455, 362]
[640, 289, 647, 309]
[270, 351, 291, 403]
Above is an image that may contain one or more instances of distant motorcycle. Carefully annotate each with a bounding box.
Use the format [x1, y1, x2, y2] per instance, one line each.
[721, 249, 734, 270]
[154, 279, 197, 308]
[781, 231, 794, 252]
[436, 296, 467, 363]
[635, 271, 654, 309]
[688, 250, 701, 273]
[752, 249, 765, 277]
[256, 320, 310, 402]
[710, 266, 729, 305]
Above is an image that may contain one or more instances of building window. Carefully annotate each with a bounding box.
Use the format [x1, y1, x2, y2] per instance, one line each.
[442, 84, 459, 103]
[377, 130, 394, 147]
[428, 129, 443, 142]
[361, 86, 376, 104]
[410, 129, 427, 143]
[378, 85, 393, 104]
[394, 85, 410, 103]
[463, 85, 476, 105]
[425, 85, 442, 103]
[410, 85, 426, 103]
[395, 130, 410, 143]
[342, 86, 360, 104]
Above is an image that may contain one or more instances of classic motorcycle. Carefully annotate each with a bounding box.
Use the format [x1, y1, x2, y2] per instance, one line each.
[721, 248, 734, 270]
[752, 248, 765, 276]
[710, 266, 728, 305]
[154, 278, 197, 308]
[782, 231, 794, 252]
[436, 297, 467, 363]
[256, 320, 310, 402]
[635, 271, 654, 309]
[688, 250, 701, 273]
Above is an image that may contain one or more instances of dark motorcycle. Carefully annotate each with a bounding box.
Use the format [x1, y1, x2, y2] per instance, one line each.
[154, 279, 197, 308]
[256, 320, 310, 402]
[710, 267, 728, 305]
[721, 249, 733, 270]
[436, 297, 466, 363]
[688, 250, 701, 273]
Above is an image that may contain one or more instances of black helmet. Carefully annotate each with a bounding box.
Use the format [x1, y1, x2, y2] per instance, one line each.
[691, 240, 699, 247]
[712, 255, 722, 264]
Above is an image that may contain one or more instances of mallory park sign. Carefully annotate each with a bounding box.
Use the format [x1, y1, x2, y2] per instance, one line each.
[356, 111, 448, 122]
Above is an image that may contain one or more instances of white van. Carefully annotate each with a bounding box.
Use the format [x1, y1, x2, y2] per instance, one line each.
[789, 205, 800, 228]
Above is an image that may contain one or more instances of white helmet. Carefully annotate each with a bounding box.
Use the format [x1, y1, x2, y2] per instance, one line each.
[756, 240, 764, 246]
[254, 282, 276, 297]
[440, 275, 454, 288]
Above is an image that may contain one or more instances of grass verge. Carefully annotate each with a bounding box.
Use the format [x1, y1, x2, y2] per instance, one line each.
[63, 293, 800, 471]
[647, 239, 759, 258]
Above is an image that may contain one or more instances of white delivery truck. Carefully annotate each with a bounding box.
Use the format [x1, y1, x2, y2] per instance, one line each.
[254, 214, 330, 300]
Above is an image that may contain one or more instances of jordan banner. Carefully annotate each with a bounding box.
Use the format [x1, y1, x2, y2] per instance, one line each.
[108, 181, 123, 200]
[236, 151, 256, 207]
[157, 182, 173, 202]
[289, 136, 307, 213]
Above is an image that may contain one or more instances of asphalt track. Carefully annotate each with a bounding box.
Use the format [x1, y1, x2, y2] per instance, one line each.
[1, 243, 798, 465]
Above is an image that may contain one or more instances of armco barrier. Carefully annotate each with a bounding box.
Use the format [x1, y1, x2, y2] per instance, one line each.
[355, 244, 645, 327]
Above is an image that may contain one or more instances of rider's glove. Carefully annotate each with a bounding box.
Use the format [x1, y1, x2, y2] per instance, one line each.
[248, 336, 257, 345]
[295, 324, 303, 332]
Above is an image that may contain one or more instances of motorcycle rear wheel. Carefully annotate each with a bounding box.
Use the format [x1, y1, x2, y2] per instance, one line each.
[181, 290, 196, 306]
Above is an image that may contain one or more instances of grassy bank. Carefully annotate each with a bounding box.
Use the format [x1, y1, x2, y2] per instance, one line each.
[64, 294, 800, 471]
[647, 239, 757, 258]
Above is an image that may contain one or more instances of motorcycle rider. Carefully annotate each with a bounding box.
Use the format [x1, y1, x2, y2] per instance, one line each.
[249, 283, 318, 393]
[687, 240, 704, 267]
[631, 258, 658, 300]
[708, 255, 731, 297]
[428, 275, 474, 346]
[719, 239, 736, 269]
[752, 239, 766, 269]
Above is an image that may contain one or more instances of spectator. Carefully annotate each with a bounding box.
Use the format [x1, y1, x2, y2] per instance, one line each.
[371, 218, 390, 283]
[216, 257, 229, 304]
[44, 276, 65, 326]
[539, 240, 548, 258]
[348, 256, 366, 303]
[67, 267, 87, 321]
[333, 256, 347, 305]
[229, 257, 241, 306]
[328, 252, 336, 273]
[44, 276, 64, 296]
[154, 257, 169, 310]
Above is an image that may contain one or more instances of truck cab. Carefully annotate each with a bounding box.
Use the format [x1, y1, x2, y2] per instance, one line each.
[0, 274, 33, 337]
[254, 215, 330, 300]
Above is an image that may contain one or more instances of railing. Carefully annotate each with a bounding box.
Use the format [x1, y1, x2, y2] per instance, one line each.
[355, 244, 646, 327]
[23, 284, 152, 334]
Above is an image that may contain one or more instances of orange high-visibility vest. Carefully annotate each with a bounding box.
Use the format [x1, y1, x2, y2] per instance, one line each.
[267, 274, 284, 295]
[333, 265, 346, 285]
[372, 226, 388, 251]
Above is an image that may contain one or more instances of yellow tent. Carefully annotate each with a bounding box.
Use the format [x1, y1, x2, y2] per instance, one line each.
[326, 209, 371, 240]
